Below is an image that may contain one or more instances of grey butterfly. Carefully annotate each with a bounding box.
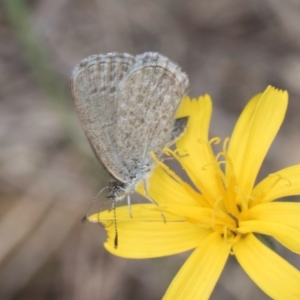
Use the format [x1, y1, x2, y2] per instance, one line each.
[71, 52, 189, 220]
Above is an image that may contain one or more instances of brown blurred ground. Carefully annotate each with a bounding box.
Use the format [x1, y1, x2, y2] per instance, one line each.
[1, 0, 300, 299]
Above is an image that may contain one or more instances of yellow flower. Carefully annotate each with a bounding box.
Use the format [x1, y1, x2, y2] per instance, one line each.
[89, 86, 300, 299]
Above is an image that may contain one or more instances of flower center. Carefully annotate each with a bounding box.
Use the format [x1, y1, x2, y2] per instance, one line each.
[204, 138, 248, 245]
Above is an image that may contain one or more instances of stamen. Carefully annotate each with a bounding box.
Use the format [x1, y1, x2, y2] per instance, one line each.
[228, 213, 239, 227]
[234, 186, 254, 210]
[215, 167, 227, 188]
[268, 173, 292, 187]
[201, 162, 216, 170]
[163, 147, 189, 159]
[252, 173, 292, 206]
[163, 147, 173, 156]
[222, 227, 243, 254]
[209, 137, 221, 145]
[210, 197, 228, 227]
[222, 137, 230, 152]
[173, 148, 189, 158]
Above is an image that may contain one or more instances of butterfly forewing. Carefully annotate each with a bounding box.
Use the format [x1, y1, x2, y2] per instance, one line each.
[115, 52, 189, 179]
[71, 53, 136, 181]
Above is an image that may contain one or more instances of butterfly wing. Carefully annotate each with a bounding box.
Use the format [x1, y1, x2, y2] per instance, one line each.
[71, 53, 136, 182]
[115, 52, 189, 179]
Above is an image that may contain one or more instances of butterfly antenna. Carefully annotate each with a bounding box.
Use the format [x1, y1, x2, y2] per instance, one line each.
[81, 186, 109, 223]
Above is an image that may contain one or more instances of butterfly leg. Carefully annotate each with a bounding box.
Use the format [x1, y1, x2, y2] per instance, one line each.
[143, 179, 166, 223]
[127, 194, 132, 218]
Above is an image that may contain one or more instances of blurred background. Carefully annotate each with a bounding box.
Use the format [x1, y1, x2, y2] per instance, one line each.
[1, 0, 300, 299]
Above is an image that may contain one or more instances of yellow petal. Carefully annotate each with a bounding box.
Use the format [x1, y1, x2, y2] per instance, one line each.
[245, 202, 300, 231]
[175, 95, 193, 119]
[88, 204, 178, 223]
[252, 165, 300, 204]
[239, 220, 300, 254]
[176, 96, 211, 142]
[228, 86, 288, 195]
[89, 204, 211, 258]
[163, 232, 229, 300]
[175, 95, 222, 201]
[234, 234, 300, 300]
[137, 165, 203, 206]
[158, 204, 235, 227]
[227, 93, 261, 176]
